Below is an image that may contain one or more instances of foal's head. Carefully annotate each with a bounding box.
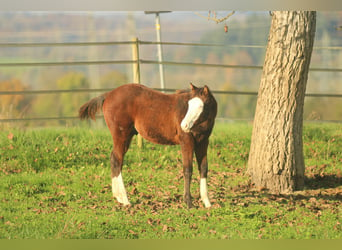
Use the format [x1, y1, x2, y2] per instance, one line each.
[181, 83, 217, 133]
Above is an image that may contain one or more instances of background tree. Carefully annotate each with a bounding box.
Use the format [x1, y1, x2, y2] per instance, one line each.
[247, 11, 317, 193]
[0, 79, 31, 119]
[31, 72, 89, 126]
[100, 70, 128, 89]
[57, 72, 89, 118]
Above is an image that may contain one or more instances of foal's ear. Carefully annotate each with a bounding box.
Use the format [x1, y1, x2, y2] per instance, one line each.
[190, 82, 198, 91]
[203, 85, 210, 96]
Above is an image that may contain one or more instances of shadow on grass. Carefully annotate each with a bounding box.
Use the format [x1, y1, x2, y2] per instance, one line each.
[304, 173, 342, 190]
[225, 173, 342, 207]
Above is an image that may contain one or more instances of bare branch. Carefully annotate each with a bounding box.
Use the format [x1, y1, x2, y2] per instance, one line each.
[194, 11, 235, 24]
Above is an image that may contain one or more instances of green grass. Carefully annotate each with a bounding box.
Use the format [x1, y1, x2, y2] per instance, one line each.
[0, 122, 341, 239]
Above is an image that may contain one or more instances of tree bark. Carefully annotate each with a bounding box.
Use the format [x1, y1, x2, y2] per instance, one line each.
[247, 11, 316, 193]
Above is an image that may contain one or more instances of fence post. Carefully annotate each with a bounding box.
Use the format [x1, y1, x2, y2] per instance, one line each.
[132, 37, 141, 84]
[155, 12, 166, 92]
[88, 13, 104, 129]
[132, 37, 143, 148]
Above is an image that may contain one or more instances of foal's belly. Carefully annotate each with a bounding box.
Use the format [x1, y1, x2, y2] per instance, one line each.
[134, 122, 179, 146]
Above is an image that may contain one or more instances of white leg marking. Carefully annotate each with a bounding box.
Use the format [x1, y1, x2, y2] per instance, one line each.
[112, 172, 130, 206]
[200, 178, 211, 208]
[181, 97, 204, 132]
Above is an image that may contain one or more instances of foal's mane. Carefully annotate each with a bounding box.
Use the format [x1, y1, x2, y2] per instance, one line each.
[175, 89, 191, 94]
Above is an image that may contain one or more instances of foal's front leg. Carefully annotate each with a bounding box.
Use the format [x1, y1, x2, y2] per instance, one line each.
[181, 139, 194, 208]
[195, 139, 211, 208]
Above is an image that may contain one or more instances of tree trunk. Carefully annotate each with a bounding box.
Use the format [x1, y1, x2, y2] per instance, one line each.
[247, 11, 316, 193]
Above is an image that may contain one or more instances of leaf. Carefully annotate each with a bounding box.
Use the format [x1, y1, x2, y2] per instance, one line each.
[147, 218, 153, 226]
[130, 187, 138, 195]
[90, 205, 98, 210]
[77, 222, 85, 229]
[7, 133, 14, 140]
[5, 221, 14, 226]
[129, 230, 137, 235]
[57, 191, 66, 196]
[32, 208, 42, 214]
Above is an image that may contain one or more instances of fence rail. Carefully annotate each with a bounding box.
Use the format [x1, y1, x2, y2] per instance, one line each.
[1, 59, 341, 73]
[3, 115, 342, 124]
[2, 88, 342, 98]
[3, 40, 342, 49]
[1, 39, 342, 124]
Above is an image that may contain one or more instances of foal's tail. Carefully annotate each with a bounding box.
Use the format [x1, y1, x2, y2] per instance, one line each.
[79, 94, 107, 121]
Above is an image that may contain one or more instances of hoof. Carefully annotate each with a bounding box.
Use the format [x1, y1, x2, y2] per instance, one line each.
[115, 196, 131, 206]
[185, 200, 193, 209]
[203, 199, 212, 208]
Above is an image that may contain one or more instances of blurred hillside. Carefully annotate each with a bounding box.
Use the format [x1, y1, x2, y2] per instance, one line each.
[0, 11, 341, 126]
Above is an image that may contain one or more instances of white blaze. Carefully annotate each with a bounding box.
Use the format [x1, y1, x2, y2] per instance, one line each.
[200, 178, 211, 208]
[112, 172, 130, 206]
[181, 97, 204, 132]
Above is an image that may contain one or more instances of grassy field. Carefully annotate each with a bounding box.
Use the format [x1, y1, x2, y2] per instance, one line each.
[0, 122, 341, 239]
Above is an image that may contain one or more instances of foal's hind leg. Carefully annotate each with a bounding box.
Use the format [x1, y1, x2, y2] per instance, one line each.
[111, 150, 130, 205]
[195, 139, 211, 208]
[110, 127, 135, 206]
